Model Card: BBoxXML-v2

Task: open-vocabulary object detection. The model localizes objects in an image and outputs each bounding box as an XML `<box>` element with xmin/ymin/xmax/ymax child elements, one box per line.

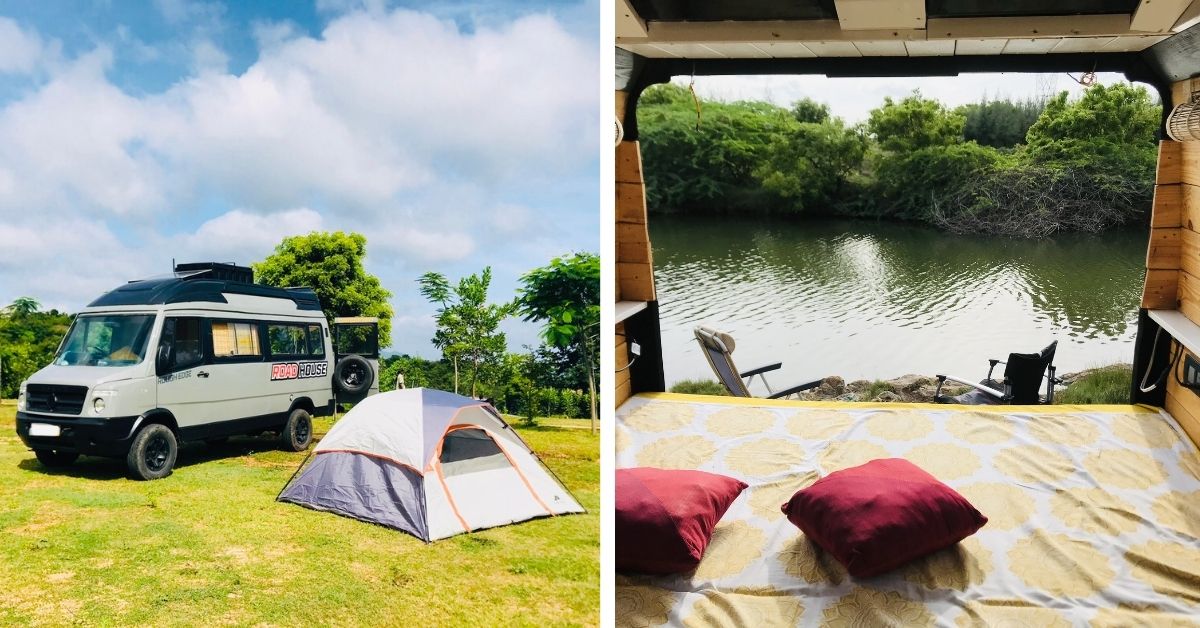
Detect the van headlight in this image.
<box><xmin>92</xmin><ymin>390</ymin><xmax>116</xmax><ymax>415</ymax></box>
<box><xmin>16</xmin><ymin>384</ymin><xmax>26</xmax><ymax>411</ymax></box>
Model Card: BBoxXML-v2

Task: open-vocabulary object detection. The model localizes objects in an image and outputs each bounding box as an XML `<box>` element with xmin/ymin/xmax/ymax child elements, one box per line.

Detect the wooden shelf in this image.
<box><xmin>1149</xmin><ymin>309</ymin><xmax>1200</xmax><ymax>355</ymax></box>
<box><xmin>615</xmin><ymin>300</ymin><xmax>648</xmax><ymax>324</ymax></box>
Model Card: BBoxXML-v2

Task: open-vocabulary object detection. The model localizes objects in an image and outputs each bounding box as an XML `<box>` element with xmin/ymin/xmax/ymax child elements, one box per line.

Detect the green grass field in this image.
<box><xmin>0</xmin><ymin>401</ymin><xmax>597</xmax><ymax>626</ymax></box>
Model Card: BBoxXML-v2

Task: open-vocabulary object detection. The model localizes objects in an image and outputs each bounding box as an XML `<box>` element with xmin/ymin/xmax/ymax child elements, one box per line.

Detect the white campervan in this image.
<box><xmin>15</xmin><ymin>263</ymin><xmax>380</xmax><ymax>480</ymax></box>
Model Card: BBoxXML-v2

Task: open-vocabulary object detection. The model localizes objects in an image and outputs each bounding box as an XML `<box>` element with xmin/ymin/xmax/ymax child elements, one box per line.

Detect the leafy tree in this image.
<box><xmin>1025</xmin><ymin>83</ymin><xmax>1159</xmax><ymax>150</ymax></box>
<box><xmin>756</xmin><ymin>120</ymin><xmax>867</xmax><ymax>211</ymax></box>
<box><xmin>253</xmin><ymin>232</ymin><xmax>394</xmax><ymax>347</ymax></box>
<box><xmin>5</xmin><ymin>297</ymin><xmax>40</xmax><ymax>317</ymax></box>
<box><xmin>866</xmin><ymin>92</ymin><xmax>965</xmax><ymax>152</ymax></box>
<box><xmin>417</xmin><ymin>267</ymin><xmax>514</xmax><ymax>397</ymax></box>
<box><xmin>516</xmin><ymin>253</ymin><xmax>600</xmax><ymax>432</ymax></box>
<box><xmin>0</xmin><ymin>308</ymin><xmax>73</xmax><ymax>398</ymax></box>
<box><xmin>959</xmin><ymin>98</ymin><xmax>1044</xmax><ymax>148</ymax></box>
<box><xmin>790</xmin><ymin>98</ymin><xmax>830</xmax><ymax>124</ymax></box>
<box><xmin>638</xmin><ymin>84</ymin><xmax>797</xmax><ymax>212</ymax></box>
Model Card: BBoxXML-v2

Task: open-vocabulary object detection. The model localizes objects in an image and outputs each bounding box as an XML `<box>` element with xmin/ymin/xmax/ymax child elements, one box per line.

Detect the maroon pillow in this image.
<box><xmin>616</xmin><ymin>467</ymin><xmax>748</xmax><ymax>574</ymax></box>
<box><xmin>781</xmin><ymin>458</ymin><xmax>987</xmax><ymax>578</ymax></box>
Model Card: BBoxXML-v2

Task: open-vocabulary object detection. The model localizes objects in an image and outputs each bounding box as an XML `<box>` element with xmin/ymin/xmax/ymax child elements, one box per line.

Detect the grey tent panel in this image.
<box><xmin>279</xmin><ymin>452</ymin><xmax>430</xmax><ymax>541</ymax></box>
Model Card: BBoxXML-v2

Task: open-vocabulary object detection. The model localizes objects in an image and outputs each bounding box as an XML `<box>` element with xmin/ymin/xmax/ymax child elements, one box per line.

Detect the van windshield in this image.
<box><xmin>55</xmin><ymin>314</ymin><xmax>156</xmax><ymax>367</ymax></box>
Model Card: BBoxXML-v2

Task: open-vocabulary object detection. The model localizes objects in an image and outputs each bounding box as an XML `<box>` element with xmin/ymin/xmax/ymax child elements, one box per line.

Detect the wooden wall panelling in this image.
<box><xmin>1164</xmin><ymin>341</ymin><xmax>1200</xmax><ymax>449</ymax></box>
<box><xmin>1147</xmin><ymin>228</ymin><xmax>1182</xmax><ymax>269</ymax></box>
<box><xmin>615</xmin><ymin>140</ymin><xmax>656</xmax><ymax>302</ymax></box>
<box><xmin>1177</xmin><ymin>270</ymin><xmax>1200</xmax><ymax>323</ymax></box>
<box><xmin>1144</xmin><ymin>269</ymin><xmax>1181</xmax><ymax>309</ymax></box>
<box><xmin>618</xmin><ymin>262</ymin><xmax>656</xmax><ymax>302</ymax></box>
<box><xmin>1151</xmin><ymin>184</ymin><xmax>1182</xmax><ymax>228</ymax></box>
<box><xmin>1184</xmin><ymin>142</ymin><xmax>1200</xmax><ymax>188</ymax></box>
<box><xmin>615</xmin><ymin>322</ymin><xmax>632</xmax><ymax>405</ymax></box>
<box><xmin>616</xmin><ymin>140</ymin><xmax>642</xmax><ymax>183</ymax></box>
<box><xmin>1159</xmin><ymin>140</ymin><xmax>1183</xmax><ymax>185</ymax></box>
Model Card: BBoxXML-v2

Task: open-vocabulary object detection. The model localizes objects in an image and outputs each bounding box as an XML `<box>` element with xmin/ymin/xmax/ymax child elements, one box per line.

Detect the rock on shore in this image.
<box><xmin>795</xmin><ymin>366</ymin><xmax>1120</xmax><ymax>403</ymax></box>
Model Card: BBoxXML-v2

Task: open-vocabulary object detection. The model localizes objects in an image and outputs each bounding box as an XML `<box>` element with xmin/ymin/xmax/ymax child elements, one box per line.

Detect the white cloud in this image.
<box><xmin>370</xmin><ymin>224</ymin><xmax>476</xmax><ymax>263</ymax></box>
<box><xmin>0</xmin><ymin>17</ymin><xmax>47</xmax><ymax>74</ymax></box>
<box><xmin>171</xmin><ymin>208</ymin><xmax>326</xmax><ymax>261</ymax></box>
<box><xmin>190</xmin><ymin>39</ymin><xmax>229</xmax><ymax>75</ymax></box>
<box><xmin>0</xmin><ymin>7</ymin><xmax>597</xmax><ymax>354</ymax></box>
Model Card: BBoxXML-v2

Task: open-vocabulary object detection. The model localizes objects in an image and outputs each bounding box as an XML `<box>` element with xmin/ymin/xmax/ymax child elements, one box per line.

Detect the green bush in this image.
<box><xmin>1055</xmin><ymin>365</ymin><xmax>1132</xmax><ymax>404</ymax></box>
<box><xmin>669</xmin><ymin>379</ymin><xmax>729</xmax><ymax>396</ymax></box>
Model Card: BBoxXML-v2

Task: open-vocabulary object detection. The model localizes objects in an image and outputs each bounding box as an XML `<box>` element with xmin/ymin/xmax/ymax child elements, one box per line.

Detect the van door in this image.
<box><xmin>153</xmin><ymin>316</ymin><xmax>209</xmax><ymax>428</ymax></box>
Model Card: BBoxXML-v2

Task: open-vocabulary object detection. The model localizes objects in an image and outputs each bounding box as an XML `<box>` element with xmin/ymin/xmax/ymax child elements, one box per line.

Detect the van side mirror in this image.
<box><xmin>156</xmin><ymin>344</ymin><xmax>173</xmax><ymax>374</ymax></box>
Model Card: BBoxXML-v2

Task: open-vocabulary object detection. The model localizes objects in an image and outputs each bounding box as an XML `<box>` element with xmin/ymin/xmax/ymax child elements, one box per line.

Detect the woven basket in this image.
<box><xmin>1168</xmin><ymin>91</ymin><xmax>1200</xmax><ymax>142</ymax></box>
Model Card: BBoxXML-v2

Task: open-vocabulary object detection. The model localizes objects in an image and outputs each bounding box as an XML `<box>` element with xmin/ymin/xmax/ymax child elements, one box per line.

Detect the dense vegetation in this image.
<box><xmin>0</xmin><ymin>300</ymin><xmax>71</xmax><ymax>398</ymax></box>
<box><xmin>639</xmin><ymin>82</ymin><xmax>1160</xmax><ymax>236</ymax></box>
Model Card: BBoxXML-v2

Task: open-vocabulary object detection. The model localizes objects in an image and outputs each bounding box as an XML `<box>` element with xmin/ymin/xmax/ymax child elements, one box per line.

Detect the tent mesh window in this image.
<box><xmin>440</xmin><ymin>428</ymin><xmax>511</xmax><ymax>476</ymax></box>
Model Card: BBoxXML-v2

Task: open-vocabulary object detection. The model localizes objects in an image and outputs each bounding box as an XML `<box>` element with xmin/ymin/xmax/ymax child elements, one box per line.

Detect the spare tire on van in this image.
<box><xmin>334</xmin><ymin>354</ymin><xmax>374</xmax><ymax>394</ymax></box>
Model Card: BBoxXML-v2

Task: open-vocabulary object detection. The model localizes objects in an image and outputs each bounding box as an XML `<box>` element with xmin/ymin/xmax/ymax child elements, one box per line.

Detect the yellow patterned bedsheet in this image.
<box><xmin>615</xmin><ymin>393</ymin><xmax>1200</xmax><ymax>627</ymax></box>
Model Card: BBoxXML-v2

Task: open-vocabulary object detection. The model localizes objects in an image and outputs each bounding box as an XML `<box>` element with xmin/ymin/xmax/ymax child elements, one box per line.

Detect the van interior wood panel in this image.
<box><xmin>614</xmin><ymin>140</ymin><xmax>656</xmax><ymax>303</ymax></box>
<box><xmin>1147</xmin><ymin>228</ymin><xmax>1182</xmax><ymax>269</ymax></box>
<box><xmin>615</xmin><ymin>321</ymin><xmax>632</xmax><ymax>405</ymax></box>
<box><xmin>1145</xmin><ymin>269</ymin><xmax>1181</xmax><ymax>308</ymax></box>
<box><xmin>1164</xmin><ymin>341</ymin><xmax>1200</xmax><ymax>448</ymax></box>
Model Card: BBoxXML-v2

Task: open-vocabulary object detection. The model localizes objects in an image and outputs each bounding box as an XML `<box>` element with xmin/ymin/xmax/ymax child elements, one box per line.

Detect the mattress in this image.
<box><xmin>615</xmin><ymin>393</ymin><xmax>1200</xmax><ymax>627</ymax></box>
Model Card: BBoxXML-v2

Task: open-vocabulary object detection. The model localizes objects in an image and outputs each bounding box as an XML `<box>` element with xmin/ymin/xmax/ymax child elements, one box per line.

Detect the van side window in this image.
<box><xmin>157</xmin><ymin>317</ymin><xmax>203</xmax><ymax>372</ymax></box>
<box><xmin>308</xmin><ymin>325</ymin><xmax>325</xmax><ymax>357</ymax></box>
<box><xmin>172</xmin><ymin>318</ymin><xmax>203</xmax><ymax>368</ymax></box>
<box><xmin>268</xmin><ymin>323</ymin><xmax>309</xmax><ymax>357</ymax></box>
<box><xmin>212</xmin><ymin>321</ymin><xmax>261</xmax><ymax>358</ymax></box>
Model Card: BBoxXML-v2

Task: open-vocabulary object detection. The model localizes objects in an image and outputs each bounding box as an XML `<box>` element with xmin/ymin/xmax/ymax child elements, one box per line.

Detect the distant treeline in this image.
<box><xmin>638</xmin><ymin>83</ymin><xmax>1160</xmax><ymax>236</ymax></box>
<box><xmin>380</xmin><ymin>346</ymin><xmax>592</xmax><ymax>420</ymax></box>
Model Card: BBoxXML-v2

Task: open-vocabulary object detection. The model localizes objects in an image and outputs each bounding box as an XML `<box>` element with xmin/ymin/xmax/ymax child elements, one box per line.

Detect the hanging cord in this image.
<box><xmin>688</xmin><ymin>64</ymin><xmax>702</xmax><ymax>131</ymax></box>
<box><xmin>1140</xmin><ymin>326</ymin><xmax>1184</xmax><ymax>393</ymax></box>
<box><xmin>1068</xmin><ymin>62</ymin><xmax>1098</xmax><ymax>87</ymax></box>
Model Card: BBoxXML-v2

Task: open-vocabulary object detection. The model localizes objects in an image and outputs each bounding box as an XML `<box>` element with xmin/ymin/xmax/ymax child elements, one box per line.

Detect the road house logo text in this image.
<box><xmin>270</xmin><ymin>361</ymin><xmax>328</xmax><ymax>381</ymax></box>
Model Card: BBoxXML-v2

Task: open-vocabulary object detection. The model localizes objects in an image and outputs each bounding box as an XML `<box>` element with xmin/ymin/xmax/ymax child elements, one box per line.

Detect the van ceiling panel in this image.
<box><xmin>628</xmin><ymin>0</ymin><xmax>1138</xmax><ymax>22</ymax></box>
<box><xmin>926</xmin><ymin>1</ymin><xmax>1139</xmax><ymax>18</ymax></box>
<box><xmin>628</xmin><ymin>0</ymin><xmax>837</xmax><ymax>22</ymax></box>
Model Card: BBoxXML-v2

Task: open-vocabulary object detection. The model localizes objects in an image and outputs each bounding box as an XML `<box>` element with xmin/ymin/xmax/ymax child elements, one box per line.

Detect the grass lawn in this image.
<box><xmin>1056</xmin><ymin>365</ymin><xmax>1133</xmax><ymax>405</ymax></box>
<box><xmin>0</xmin><ymin>401</ymin><xmax>598</xmax><ymax>626</ymax></box>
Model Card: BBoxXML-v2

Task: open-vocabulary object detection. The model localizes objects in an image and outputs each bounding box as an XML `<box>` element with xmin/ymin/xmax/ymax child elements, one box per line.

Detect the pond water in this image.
<box><xmin>651</xmin><ymin>216</ymin><xmax>1147</xmax><ymax>388</ymax></box>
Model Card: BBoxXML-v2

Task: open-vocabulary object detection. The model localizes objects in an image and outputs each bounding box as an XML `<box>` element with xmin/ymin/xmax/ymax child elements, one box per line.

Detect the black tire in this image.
<box><xmin>35</xmin><ymin>449</ymin><xmax>78</xmax><ymax>468</ymax></box>
<box><xmin>334</xmin><ymin>355</ymin><xmax>373</xmax><ymax>394</ymax></box>
<box><xmin>126</xmin><ymin>423</ymin><xmax>178</xmax><ymax>481</ymax></box>
<box><xmin>281</xmin><ymin>408</ymin><xmax>313</xmax><ymax>452</ymax></box>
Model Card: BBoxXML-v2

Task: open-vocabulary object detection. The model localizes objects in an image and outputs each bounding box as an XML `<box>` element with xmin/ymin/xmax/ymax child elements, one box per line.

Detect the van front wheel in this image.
<box><xmin>281</xmin><ymin>408</ymin><xmax>313</xmax><ymax>452</ymax></box>
<box><xmin>127</xmin><ymin>424</ymin><xmax>178</xmax><ymax>481</ymax></box>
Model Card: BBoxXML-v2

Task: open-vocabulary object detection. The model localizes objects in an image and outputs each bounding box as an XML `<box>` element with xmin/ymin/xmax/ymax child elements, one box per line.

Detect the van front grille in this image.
<box><xmin>25</xmin><ymin>384</ymin><xmax>88</xmax><ymax>415</ymax></box>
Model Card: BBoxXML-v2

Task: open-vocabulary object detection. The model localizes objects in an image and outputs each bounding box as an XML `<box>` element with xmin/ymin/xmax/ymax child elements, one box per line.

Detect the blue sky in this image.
<box><xmin>0</xmin><ymin>0</ymin><xmax>599</xmax><ymax>357</ymax></box>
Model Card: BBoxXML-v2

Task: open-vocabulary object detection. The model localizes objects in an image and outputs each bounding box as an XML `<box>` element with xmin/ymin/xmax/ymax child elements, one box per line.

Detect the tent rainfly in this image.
<box><xmin>278</xmin><ymin>388</ymin><xmax>584</xmax><ymax>541</ymax></box>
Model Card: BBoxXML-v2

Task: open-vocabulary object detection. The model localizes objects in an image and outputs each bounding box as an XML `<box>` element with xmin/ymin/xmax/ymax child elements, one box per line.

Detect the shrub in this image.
<box><xmin>670</xmin><ymin>379</ymin><xmax>728</xmax><ymax>396</ymax></box>
<box><xmin>1055</xmin><ymin>365</ymin><xmax>1132</xmax><ymax>404</ymax></box>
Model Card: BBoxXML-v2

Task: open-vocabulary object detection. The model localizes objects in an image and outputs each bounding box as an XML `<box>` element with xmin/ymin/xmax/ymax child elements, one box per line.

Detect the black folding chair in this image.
<box><xmin>934</xmin><ymin>341</ymin><xmax>1061</xmax><ymax>405</ymax></box>
<box><xmin>694</xmin><ymin>326</ymin><xmax>822</xmax><ymax>399</ymax></box>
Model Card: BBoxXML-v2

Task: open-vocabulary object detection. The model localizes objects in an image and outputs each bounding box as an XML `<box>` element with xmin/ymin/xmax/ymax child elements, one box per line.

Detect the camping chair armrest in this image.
<box><xmin>767</xmin><ymin>379</ymin><xmax>823</xmax><ymax>399</ymax></box>
<box><xmin>741</xmin><ymin>362</ymin><xmax>783</xmax><ymax>378</ymax></box>
<box><xmin>935</xmin><ymin>375</ymin><xmax>1007</xmax><ymax>401</ymax></box>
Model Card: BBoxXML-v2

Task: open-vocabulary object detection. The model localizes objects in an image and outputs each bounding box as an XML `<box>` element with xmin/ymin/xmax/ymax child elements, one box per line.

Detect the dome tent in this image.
<box><xmin>278</xmin><ymin>388</ymin><xmax>584</xmax><ymax>541</ymax></box>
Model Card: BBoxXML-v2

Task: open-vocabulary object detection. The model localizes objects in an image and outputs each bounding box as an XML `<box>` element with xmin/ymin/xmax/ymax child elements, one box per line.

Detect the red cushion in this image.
<box><xmin>781</xmin><ymin>458</ymin><xmax>987</xmax><ymax>578</ymax></box>
<box><xmin>616</xmin><ymin>467</ymin><xmax>748</xmax><ymax>574</ymax></box>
